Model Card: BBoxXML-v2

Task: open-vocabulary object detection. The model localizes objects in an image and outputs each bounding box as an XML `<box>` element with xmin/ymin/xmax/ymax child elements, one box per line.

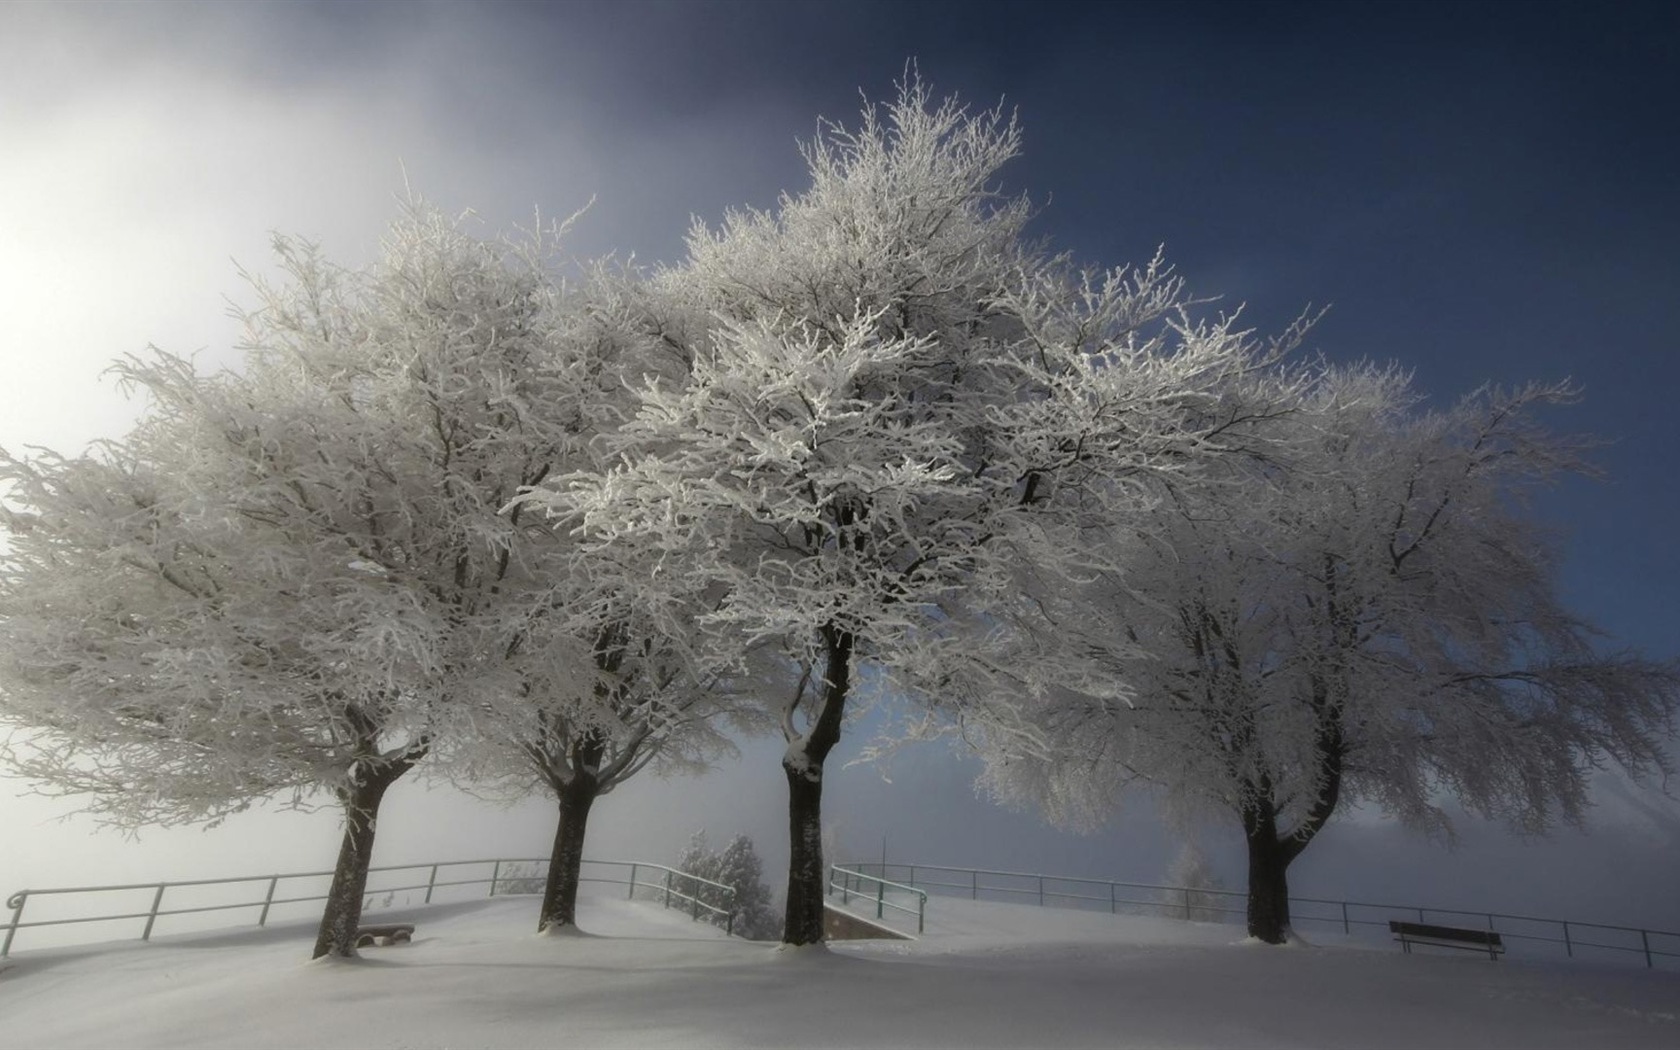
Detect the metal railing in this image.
<box><xmin>845</xmin><ymin>860</ymin><xmax>1680</xmax><ymax>970</ymax></box>
<box><xmin>827</xmin><ymin>864</ymin><xmax>927</xmax><ymax>934</ymax></box>
<box><xmin>3</xmin><ymin>856</ymin><xmax>737</xmax><ymax>957</ymax></box>
<box><xmin>620</xmin><ymin>860</ymin><xmax>738</xmax><ymax>934</ymax></box>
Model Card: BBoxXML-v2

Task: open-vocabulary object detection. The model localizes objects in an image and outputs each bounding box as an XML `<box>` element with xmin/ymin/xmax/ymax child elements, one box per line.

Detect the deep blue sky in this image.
<box><xmin>2</xmin><ymin>0</ymin><xmax>1677</xmax><ymax>923</ymax></box>
<box><xmin>276</xmin><ymin>0</ymin><xmax>1679</xmax><ymax>655</ymax></box>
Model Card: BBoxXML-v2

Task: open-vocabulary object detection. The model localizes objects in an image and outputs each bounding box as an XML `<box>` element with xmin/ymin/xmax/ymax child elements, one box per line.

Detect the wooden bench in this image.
<box><xmin>1390</xmin><ymin>920</ymin><xmax>1503</xmax><ymax>960</ymax></box>
<box><xmin>354</xmin><ymin>924</ymin><xmax>414</xmax><ymax>948</ymax></box>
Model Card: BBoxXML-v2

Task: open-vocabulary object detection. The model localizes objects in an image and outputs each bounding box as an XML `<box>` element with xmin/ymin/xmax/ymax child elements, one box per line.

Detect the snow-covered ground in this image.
<box><xmin>1</xmin><ymin>889</ymin><xmax>1676</xmax><ymax>1049</ymax></box>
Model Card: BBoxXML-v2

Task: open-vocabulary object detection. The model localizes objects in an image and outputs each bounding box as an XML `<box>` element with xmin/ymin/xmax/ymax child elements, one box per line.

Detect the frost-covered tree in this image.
<box><xmin>527</xmin><ymin>75</ymin><xmax>1291</xmax><ymax>945</ymax></box>
<box><xmin>507</xmin><ymin>627</ymin><xmax>732</xmax><ymax>934</ymax></box>
<box><xmin>436</xmin><ymin>261</ymin><xmax>747</xmax><ymax>935</ymax></box>
<box><xmin>486</xmin><ymin>567</ymin><xmax>738</xmax><ymax>936</ymax></box>
<box><xmin>0</xmin><ymin>339</ymin><xmax>442</xmax><ymax>961</ymax></box>
<box><xmin>1</xmin><ymin>203</ymin><xmax>587</xmax><ymax>957</ymax></box>
<box><xmin>980</xmin><ymin>364</ymin><xmax>1680</xmax><ymax>944</ymax></box>
<box><xmin>675</xmin><ymin>830</ymin><xmax>779</xmax><ymax>940</ymax></box>
<box><xmin>1163</xmin><ymin>840</ymin><xmax>1228</xmax><ymax>922</ymax></box>
<box><xmin>0</xmin><ymin>199</ymin><xmax>760</xmax><ymax>953</ymax></box>
<box><xmin>217</xmin><ymin>209</ymin><xmax>739</xmax><ymax>943</ymax></box>
<box><xmin>715</xmin><ymin>833</ymin><xmax>779</xmax><ymax>940</ymax></box>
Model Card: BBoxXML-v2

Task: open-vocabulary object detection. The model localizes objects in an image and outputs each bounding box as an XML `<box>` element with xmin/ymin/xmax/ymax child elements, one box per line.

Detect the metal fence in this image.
<box><xmin>827</xmin><ymin>864</ymin><xmax>927</xmax><ymax>934</ymax></box>
<box><xmin>844</xmin><ymin>860</ymin><xmax>1680</xmax><ymax>970</ymax></box>
<box><xmin>3</xmin><ymin>856</ymin><xmax>736</xmax><ymax>957</ymax></box>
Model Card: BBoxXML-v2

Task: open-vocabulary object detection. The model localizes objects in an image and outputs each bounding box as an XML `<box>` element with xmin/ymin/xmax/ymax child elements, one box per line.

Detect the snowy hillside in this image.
<box><xmin>1</xmin><ymin>889</ymin><xmax>1676</xmax><ymax>1049</ymax></box>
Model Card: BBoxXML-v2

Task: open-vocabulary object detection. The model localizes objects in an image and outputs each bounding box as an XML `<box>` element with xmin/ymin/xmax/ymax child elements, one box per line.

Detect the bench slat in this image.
<box><xmin>1389</xmin><ymin>920</ymin><xmax>1501</xmax><ymax>946</ymax></box>
<box><xmin>1389</xmin><ymin>920</ymin><xmax>1503</xmax><ymax>960</ymax></box>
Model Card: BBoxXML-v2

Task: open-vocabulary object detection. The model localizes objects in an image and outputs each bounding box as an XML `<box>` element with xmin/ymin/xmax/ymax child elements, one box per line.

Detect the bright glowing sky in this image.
<box><xmin>2</xmin><ymin>1</ymin><xmax>1677</xmax><ymax>929</ymax></box>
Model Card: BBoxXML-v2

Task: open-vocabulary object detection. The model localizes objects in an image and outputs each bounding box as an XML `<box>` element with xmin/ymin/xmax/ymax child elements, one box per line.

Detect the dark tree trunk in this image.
<box><xmin>538</xmin><ymin>775</ymin><xmax>600</xmax><ymax>933</ymax></box>
<box><xmin>780</xmin><ymin>625</ymin><xmax>852</xmax><ymax>946</ymax></box>
<box><xmin>782</xmin><ymin>757</ymin><xmax>828</xmax><ymax>945</ymax></box>
<box><xmin>1243</xmin><ymin>823</ymin><xmax>1294</xmax><ymax>945</ymax></box>
<box><xmin>312</xmin><ymin>773</ymin><xmax>395</xmax><ymax>960</ymax></box>
<box><xmin>311</xmin><ymin>717</ymin><xmax>427</xmax><ymax>961</ymax></box>
<box><xmin>1239</xmin><ymin>571</ymin><xmax>1350</xmax><ymax>946</ymax></box>
<box><xmin>1240</xmin><ymin>727</ymin><xmax>1343</xmax><ymax>945</ymax></box>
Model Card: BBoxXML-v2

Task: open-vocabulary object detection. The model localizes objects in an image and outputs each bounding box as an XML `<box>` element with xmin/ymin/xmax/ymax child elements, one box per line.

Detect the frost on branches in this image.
<box><xmin>0</xmin><ymin>310</ymin><xmax>442</xmax><ymax>958</ymax></box>
<box><xmin>978</xmin><ymin>364</ymin><xmax>1680</xmax><ymax>944</ymax></box>
<box><xmin>1</xmin><ymin>201</ymin><xmax>754</xmax><ymax>955</ymax></box>
<box><xmin>13</xmin><ymin>65</ymin><xmax>1658</xmax><ymax>974</ymax></box>
<box><xmin>406</xmin><ymin>252</ymin><xmax>741</xmax><ymax>937</ymax></box>
<box><xmin>525</xmin><ymin>75</ymin><xmax>1288</xmax><ymax>945</ymax></box>
<box><xmin>4</xmin><ymin>203</ymin><xmax>607</xmax><ymax>957</ymax></box>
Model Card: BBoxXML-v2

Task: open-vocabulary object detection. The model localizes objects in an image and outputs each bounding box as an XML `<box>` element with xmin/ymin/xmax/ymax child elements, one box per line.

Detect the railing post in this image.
<box><xmin>876</xmin><ymin>877</ymin><xmax>885</xmax><ymax>920</ymax></box>
<box><xmin>628</xmin><ymin>863</ymin><xmax>638</xmax><ymax>901</ymax></box>
<box><xmin>3</xmin><ymin>891</ymin><xmax>25</xmax><ymax>958</ymax></box>
<box><xmin>971</xmin><ymin>870</ymin><xmax>978</xmax><ymax>901</ymax></box>
<box><xmin>664</xmin><ymin>870</ymin><xmax>672</xmax><ymax>909</ymax></box>
<box><xmin>1418</xmin><ymin>907</ymin><xmax>1426</xmax><ymax>923</ymax></box>
<box><xmin>1182</xmin><ymin>887</ymin><xmax>1191</xmax><ymax>920</ymax></box>
<box><xmin>490</xmin><ymin>860</ymin><xmax>502</xmax><ymax>897</ymax></box>
<box><xmin>917</xmin><ymin>893</ymin><xmax>925</xmax><ymax>934</ymax></box>
<box><xmin>141</xmin><ymin>884</ymin><xmax>167</xmax><ymax>941</ymax></box>
<box><xmin>1643</xmin><ymin>929</ymin><xmax>1652</xmax><ymax>968</ymax></box>
<box><xmin>1109</xmin><ymin>882</ymin><xmax>1116</xmax><ymax>915</ymax></box>
<box><xmin>1341</xmin><ymin>901</ymin><xmax>1350</xmax><ymax>935</ymax></box>
<box><xmin>908</xmin><ymin>865</ymin><xmax>916</xmax><ymax>888</ymax></box>
<box><xmin>425</xmin><ymin>864</ymin><xmax>438</xmax><ymax>905</ymax></box>
<box><xmin>1038</xmin><ymin>875</ymin><xmax>1044</xmax><ymax>907</ymax></box>
<box><xmin>258</xmin><ymin>877</ymin><xmax>278</xmax><ymax>927</ymax></box>
<box><xmin>1562</xmin><ymin>920</ymin><xmax>1572</xmax><ymax>958</ymax></box>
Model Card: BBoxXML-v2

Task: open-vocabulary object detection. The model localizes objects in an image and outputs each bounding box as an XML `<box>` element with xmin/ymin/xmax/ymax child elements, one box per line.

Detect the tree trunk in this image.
<box><xmin>781</xmin><ymin>755</ymin><xmax>828</xmax><ymax>945</ymax></box>
<box><xmin>311</xmin><ymin>773</ymin><xmax>394</xmax><ymax>960</ymax></box>
<box><xmin>1238</xmin><ymin>710</ymin><xmax>1345</xmax><ymax>946</ymax></box>
<box><xmin>1243</xmin><ymin>827</ymin><xmax>1293</xmax><ymax>945</ymax></box>
<box><xmin>780</xmin><ymin>624</ymin><xmax>852</xmax><ymax>946</ymax></box>
<box><xmin>538</xmin><ymin>776</ymin><xmax>599</xmax><ymax>933</ymax></box>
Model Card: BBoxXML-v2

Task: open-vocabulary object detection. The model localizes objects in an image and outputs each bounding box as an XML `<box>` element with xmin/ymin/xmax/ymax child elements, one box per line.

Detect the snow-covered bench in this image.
<box><xmin>1389</xmin><ymin>920</ymin><xmax>1503</xmax><ymax>960</ymax></box>
<box><xmin>354</xmin><ymin>924</ymin><xmax>414</xmax><ymax>948</ymax></box>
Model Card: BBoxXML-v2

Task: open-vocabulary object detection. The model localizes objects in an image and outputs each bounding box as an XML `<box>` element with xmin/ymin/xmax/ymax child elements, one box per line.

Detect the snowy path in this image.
<box><xmin>1</xmin><ymin>890</ymin><xmax>1676</xmax><ymax>1048</ymax></box>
